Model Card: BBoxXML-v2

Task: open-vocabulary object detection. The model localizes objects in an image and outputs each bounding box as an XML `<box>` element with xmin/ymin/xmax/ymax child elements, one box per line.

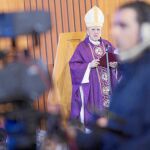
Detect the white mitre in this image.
<box><xmin>84</xmin><ymin>6</ymin><xmax>104</xmax><ymax>27</ymax></box>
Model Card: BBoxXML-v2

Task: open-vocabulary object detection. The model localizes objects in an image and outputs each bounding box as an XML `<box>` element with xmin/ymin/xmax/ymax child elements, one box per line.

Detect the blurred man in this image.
<box><xmin>99</xmin><ymin>1</ymin><xmax>150</xmax><ymax>150</ymax></box>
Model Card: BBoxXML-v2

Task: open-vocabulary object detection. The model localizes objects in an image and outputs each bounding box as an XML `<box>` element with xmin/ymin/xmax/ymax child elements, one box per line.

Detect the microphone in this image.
<box><xmin>105</xmin><ymin>44</ymin><xmax>111</xmax><ymax>52</ymax></box>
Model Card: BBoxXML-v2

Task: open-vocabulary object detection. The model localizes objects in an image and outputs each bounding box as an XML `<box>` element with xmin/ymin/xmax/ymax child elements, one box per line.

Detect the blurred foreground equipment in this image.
<box><xmin>0</xmin><ymin>11</ymin><xmax>52</xmax><ymax>150</ymax></box>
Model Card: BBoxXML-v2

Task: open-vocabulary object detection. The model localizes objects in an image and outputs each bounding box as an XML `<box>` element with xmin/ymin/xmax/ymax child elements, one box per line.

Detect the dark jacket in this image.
<box><xmin>103</xmin><ymin>49</ymin><xmax>150</xmax><ymax>150</ymax></box>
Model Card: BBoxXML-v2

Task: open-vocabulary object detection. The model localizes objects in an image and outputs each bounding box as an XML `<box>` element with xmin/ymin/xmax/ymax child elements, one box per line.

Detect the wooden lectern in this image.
<box><xmin>48</xmin><ymin>32</ymin><xmax>86</xmax><ymax>120</ymax></box>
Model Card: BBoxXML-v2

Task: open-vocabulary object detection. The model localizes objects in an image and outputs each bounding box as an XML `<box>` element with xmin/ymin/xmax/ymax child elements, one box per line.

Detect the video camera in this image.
<box><xmin>0</xmin><ymin>11</ymin><xmax>53</xmax><ymax>150</ymax></box>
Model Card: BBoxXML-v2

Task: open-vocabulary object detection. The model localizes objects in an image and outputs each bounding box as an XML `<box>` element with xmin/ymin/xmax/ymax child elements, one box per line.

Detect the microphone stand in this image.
<box><xmin>105</xmin><ymin>45</ymin><xmax>112</xmax><ymax>97</ymax></box>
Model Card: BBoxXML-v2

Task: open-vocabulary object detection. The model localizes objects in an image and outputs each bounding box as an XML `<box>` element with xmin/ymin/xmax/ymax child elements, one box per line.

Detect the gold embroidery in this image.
<box><xmin>102</xmin><ymin>86</ymin><xmax>110</xmax><ymax>95</ymax></box>
<box><xmin>88</xmin><ymin>43</ymin><xmax>111</xmax><ymax>110</ymax></box>
<box><xmin>94</xmin><ymin>46</ymin><xmax>104</xmax><ymax>57</ymax></box>
<box><xmin>103</xmin><ymin>99</ymin><xmax>110</xmax><ymax>108</ymax></box>
<box><xmin>101</xmin><ymin>72</ymin><xmax>108</xmax><ymax>81</ymax></box>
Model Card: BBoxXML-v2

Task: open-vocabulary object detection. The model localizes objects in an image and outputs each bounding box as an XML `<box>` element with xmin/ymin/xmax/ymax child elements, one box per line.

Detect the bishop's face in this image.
<box><xmin>111</xmin><ymin>8</ymin><xmax>140</xmax><ymax>52</ymax></box>
<box><xmin>87</xmin><ymin>26</ymin><xmax>102</xmax><ymax>41</ymax></box>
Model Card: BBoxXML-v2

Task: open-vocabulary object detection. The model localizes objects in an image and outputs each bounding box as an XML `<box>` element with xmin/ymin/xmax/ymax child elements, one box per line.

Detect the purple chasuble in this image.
<box><xmin>69</xmin><ymin>36</ymin><xmax>118</xmax><ymax>127</ymax></box>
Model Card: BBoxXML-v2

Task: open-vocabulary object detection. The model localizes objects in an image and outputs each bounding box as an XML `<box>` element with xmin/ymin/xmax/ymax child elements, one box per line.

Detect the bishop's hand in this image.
<box><xmin>89</xmin><ymin>59</ymin><xmax>100</xmax><ymax>68</ymax></box>
<box><xmin>109</xmin><ymin>61</ymin><xmax>118</xmax><ymax>68</ymax></box>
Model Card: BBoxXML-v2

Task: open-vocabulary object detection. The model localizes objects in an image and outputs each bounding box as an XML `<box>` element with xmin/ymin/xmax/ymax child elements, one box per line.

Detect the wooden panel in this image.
<box><xmin>91</xmin><ymin>0</ymin><xmax>98</xmax><ymax>5</ymax></box>
<box><xmin>49</xmin><ymin>0</ymin><xmax>58</xmax><ymax>59</ymax></box>
<box><xmin>79</xmin><ymin>0</ymin><xmax>86</xmax><ymax>31</ymax></box>
<box><xmin>0</xmin><ymin>0</ymin><xmax>24</xmax><ymax>12</ymax></box>
<box><xmin>44</xmin><ymin>0</ymin><xmax>54</xmax><ymax>66</ymax></box>
<box><xmin>85</xmin><ymin>0</ymin><xmax>92</xmax><ymax>12</ymax></box>
<box><xmin>73</xmin><ymin>0</ymin><xmax>81</xmax><ymax>31</ymax></box>
<box><xmin>67</xmin><ymin>0</ymin><xmax>75</xmax><ymax>31</ymax></box>
<box><xmin>55</xmin><ymin>0</ymin><xmax>63</xmax><ymax>33</ymax></box>
<box><xmin>49</xmin><ymin>32</ymin><xmax>86</xmax><ymax>119</ymax></box>
<box><xmin>61</xmin><ymin>0</ymin><xmax>69</xmax><ymax>32</ymax></box>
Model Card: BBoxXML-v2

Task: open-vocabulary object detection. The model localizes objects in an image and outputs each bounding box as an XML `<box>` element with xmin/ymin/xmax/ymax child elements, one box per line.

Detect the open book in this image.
<box><xmin>99</xmin><ymin>52</ymin><xmax>117</xmax><ymax>68</ymax></box>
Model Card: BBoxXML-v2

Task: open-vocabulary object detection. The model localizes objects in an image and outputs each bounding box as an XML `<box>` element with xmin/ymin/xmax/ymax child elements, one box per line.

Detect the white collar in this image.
<box><xmin>89</xmin><ymin>37</ymin><xmax>100</xmax><ymax>46</ymax></box>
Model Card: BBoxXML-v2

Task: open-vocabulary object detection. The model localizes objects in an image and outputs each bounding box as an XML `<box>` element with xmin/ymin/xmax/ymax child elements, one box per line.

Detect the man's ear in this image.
<box><xmin>141</xmin><ymin>23</ymin><xmax>150</xmax><ymax>42</ymax></box>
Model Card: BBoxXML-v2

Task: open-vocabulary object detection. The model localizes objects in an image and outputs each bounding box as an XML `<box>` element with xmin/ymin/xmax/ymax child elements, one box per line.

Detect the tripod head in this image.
<box><xmin>0</xmin><ymin>11</ymin><xmax>52</xmax><ymax>150</ymax></box>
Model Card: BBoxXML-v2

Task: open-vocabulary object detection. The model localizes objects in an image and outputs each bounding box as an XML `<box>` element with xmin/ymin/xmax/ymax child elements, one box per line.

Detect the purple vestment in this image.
<box><xmin>69</xmin><ymin>36</ymin><xmax>118</xmax><ymax>127</ymax></box>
